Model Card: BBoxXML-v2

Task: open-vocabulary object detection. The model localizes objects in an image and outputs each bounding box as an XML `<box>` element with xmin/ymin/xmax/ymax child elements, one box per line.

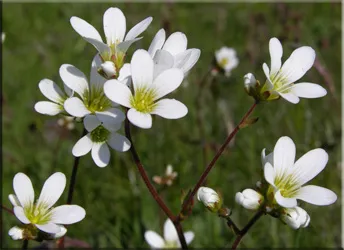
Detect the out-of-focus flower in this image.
<box><xmin>104</xmin><ymin>49</ymin><xmax>187</xmax><ymax>129</ymax></box>
<box><xmin>280</xmin><ymin>206</ymin><xmax>310</xmax><ymax>229</ymax></box>
<box><xmin>263</xmin><ymin>136</ymin><xmax>337</xmax><ymax>208</ymax></box>
<box><xmin>144</xmin><ymin>219</ymin><xmax>194</xmax><ymax>248</ymax></box>
<box><xmin>153</xmin><ymin>164</ymin><xmax>178</xmax><ymax>186</ymax></box>
<box><xmin>235</xmin><ymin>188</ymin><xmax>264</xmax><ymax>211</ymax></box>
<box><xmin>197</xmin><ymin>187</ymin><xmax>222</xmax><ymax>212</ymax></box>
<box><xmin>9</xmin><ymin>172</ymin><xmax>85</xmax><ymax>234</ymax></box>
<box><xmin>261</xmin><ymin>37</ymin><xmax>326</xmax><ymax>104</ymax></box>
<box><xmin>2</xmin><ymin>32</ymin><xmax>5</xmax><ymax>43</ymax></box>
<box><xmin>215</xmin><ymin>47</ymin><xmax>239</xmax><ymax>77</ymax></box>
<box><xmin>72</xmin><ymin>113</ymin><xmax>130</xmax><ymax>167</ymax></box>
<box><xmin>57</xmin><ymin>116</ymin><xmax>75</xmax><ymax>130</ymax></box>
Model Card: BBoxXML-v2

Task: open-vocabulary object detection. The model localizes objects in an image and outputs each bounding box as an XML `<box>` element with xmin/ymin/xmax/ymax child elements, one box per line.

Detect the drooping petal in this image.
<box><xmin>273</xmin><ymin>136</ymin><xmax>296</xmax><ymax>177</ymax></box>
<box><xmin>107</xmin><ymin>133</ymin><xmax>131</xmax><ymax>152</ymax></box>
<box><xmin>279</xmin><ymin>46</ymin><xmax>316</xmax><ymax>84</ymax></box>
<box><xmin>144</xmin><ymin>231</ymin><xmax>165</xmax><ymax>248</ymax></box>
<box><xmin>176</xmin><ymin>48</ymin><xmax>200</xmax><ymax>74</ymax></box>
<box><xmin>72</xmin><ymin>134</ymin><xmax>93</xmax><ymax>157</ymax></box>
<box><xmin>279</xmin><ymin>92</ymin><xmax>300</xmax><ymax>104</ymax></box>
<box><xmin>292</xmin><ymin>148</ymin><xmax>328</xmax><ymax>186</ymax></box>
<box><xmin>84</xmin><ymin>115</ymin><xmax>101</xmax><ymax>132</ymax></box>
<box><xmin>103</xmin><ymin>79</ymin><xmax>132</xmax><ymax>108</ymax></box>
<box><xmin>70</xmin><ymin>16</ymin><xmax>109</xmax><ymax>54</ymax></box>
<box><xmin>59</xmin><ymin>64</ymin><xmax>89</xmax><ymax>98</ymax></box>
<box><xmin>151</xmin><ymin>68</ymin><xmax>184</xmax><ymax>100</ymax></box>
<box><xmin>163</xmin><ymin>219</ymin><xmax>179</xmax><ymax>243</ymax></box>
<box><xmin>38</xmin><ymin>79</ymin><xmax>65</xmax><ymax>104</ymax></box>
<box><xmin>96</xmin><ymin>108</ymin><xmax>125</xmax><ymax>132</ymax></box>
<box><xmin>291</xmin><ymin>82</ymin><xmax>327</xmax><ymax>99</ymax></box>
<box><xmin>261</xmin><ymin>148</ymin><xmax>273</xmax><ymax>168</ymax></box>
<box><xmin>184</xmin><ymin>232</ymin><xmax>195</xmax><ymax>245</ymax></box>
<box><xmin>103</xmin><ymin>7</ymin><xmax>126</xmax><ymax>45</ymax></box>
<box><xmin>295</xmin><ymin>185</ymin><xmax>337</xmax><ymax>206</ymax></box>
<box><xmin>148</xmin><ymin>29</ymin><xmax>166</xmax><ymax>57</ymax></box>
<box><xmin>51</xmin><ymin>205</ymin><xmax>86</xmax><ymax>224</ymax></box>
<box><xmin>8</xmin><ymin>194</ymin><xmax>21</xmax><ymax>207</ymax></box>
<box><xmin>264</xmin><ymin>162</ymin><xmax>276</xmax><ymax>187</ymax></box>
<box><xmin>127</xmin><ymin>109</ymin><xmax>152</xmax><ymax>129</ymax></box>
<box><xmin>162</xmin><ymin>32</ymin><xmax>187</xmax><ymax>56</ymax></box>
<box><xmin>269</xmin><ymin>37</ymin><xmax>283</xmax><ymax>76</ymax></box>
<box><xmin>35</xmin><ymin>101</ymin><xmax>62</xmax><ymax>116</ymax></box>
<box><xmin>90</xmin><ymin>54</ymin><xmax>106</xmax><ymax>89</ymax></box>
<box><xmin>91</xmin><ymin>143</ymin><xmax>110</xmax><ymax>167</ymax></box>
<box><xmin>153</xmin><ymin>49</ymin><xmax>174</xmax><ymax>79</ymax></box>
<box><xmin>64</xmin><ymin>97</ymin><xmax>91</xmax><ymax>118</ymax></box>
<box><xmin>274</xmin><ymin>190</ymin><xmax>297</xmax><ymax>208</ymax></box>
<box><xmin>13</xmin><ymin>207</ymin><xmax>30</xmax><ymax>224</ymax></box>
<box><xmin>131</xmin><ymin>49</ymin><xmax>154</xmax><ymax>92</ymax></box>
<box><xmin>125</xmin><ymin>16</ymin><xmax>153</xmax><ymax>41</ymax></box>
<box><xmin>117</xmin><ymin>37</ymin><xmax>142</xmax><ymax>54</ymax></box>
<box><xmin>35</xmin><ymin>222</ymin><xmax>61</xmax><ymax>234</ymax></box>
<box><xmin>13</xmin><ymin>173</ymin><xmax>34</xmax><ymax>208</ymax></box>
<box><xmin>37</xmin><ymin>172</ymin><xmax>66</xmax><ymax>209</ymax></box>
<box><xmin>151</xmin><ymin>99</ymin><xmax>188</xmax><ymax>119</ymax></box>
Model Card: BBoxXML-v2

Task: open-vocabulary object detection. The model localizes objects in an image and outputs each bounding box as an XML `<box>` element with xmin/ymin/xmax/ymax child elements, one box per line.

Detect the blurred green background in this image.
<box><xmin>2</xmin><ymin>2</ymin><xmax>341</xmax><ymax>248</ymax></box>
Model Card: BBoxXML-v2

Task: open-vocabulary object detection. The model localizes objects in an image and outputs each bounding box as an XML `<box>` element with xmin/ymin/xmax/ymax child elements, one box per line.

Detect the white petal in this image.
<box><xmin>84</xmin><ymin>115</ymin><xmax>101</xmax><ymax>132</ymax></box>
<box><xmin>8</xmin><ymin>194</ymin><xmax>21</xmax><ymax>207</ymax></box>
<box><xmin>117</xmin><ymin>38</ymin><xmax>142</xmax><ymax>54</ymax></box>
<box><xmin>291</xmin><ymin>83</ymin><xmax>327</xmax><ymax>99</ymax></box>
<box><xmin>35</xmin><ymin>101</ymin><xmax>62</xmax><ymax>116</ymax></box>
<box><xmin>70</xmin><ymin>16</ymin><xmax>109</xmax><ymax>54</ymax></box>
<box><xmin>127</xmin><ymin>109</ymin><xmax>152</xmax><ymax>129</ymax></box>
<box><xmin>292</xmin><ymin>148</ymin><xmax>328</xmax><ymax>186</ymax></box>
<box><xmin>264</xmin><ymin>162</ymin><xmax>276</xmax><ymax>187</ymax></box>
<box><xmin>90</xmin><ymin>54</ymin><xmax>106</xmax><ymax>89</ymax></box>
<box><xmin>13</xmin><ymin>173</ymin><xmax>34</xmax><ymax>208</ymax></box>
<box><xmin>148</xmin><ymin>29</ymin><xmax>166</xmax><ymax>57</ymax></box>
<box><xmin>63</xmin><ymin>84</ymin><xmax>74</xmax><ymax>97</ymax></box>
<box><xmin>273</xmin><ymin>136</ymin><xmax>296</xmax><ymax>176</ymax></box>
<box><xmin>96</xmin><ymin>108</ymin><xmax>125</xmax><ymax>131</ymax></box>
<box><xmin>162</xmin><ymin>32</ymin><xmax>187</xmax><ymax>56</ymax></box>
<box><xmin>176</xmin><ymin>48</ymin><xmax>200</xmax><ymax>74</ymax></box>
<box><xmin>151</xmin><ymin>99</ymin><xmax>187</xmax><ymax>119</ymax></box>
<box><xmin>164</xmin><ymin>219</ymin><xmax>178</xmax><ymax>243</ymax></box>
<box><xmin>36</xmin><ymin>222</ymin><xmax>61</xmax><ymax>234</ymax></box>
<box><xmin>59</xmin><ymin>64</ymin><xmax>89</xmax><ymax>98</ymax></box>
<box><xmin>92</xmin><ymin>143</ymin><xmax>110</xmax><ymax>167</ymax></box>
<box><xmin>279</xmin><ymin>92</ymin><xmax>300</xmax><ymax>104</ymax></box>
<box><xmin>37</xmin><ymin>172</ymin><xmax>66</xmax><ymax>209</ymax></box>
<box><xmin>107</xmin><ymin>133</ymin><xmax>131</xmax><ymax>152</ymax></box>
<box><xmin>13</xmin><ymin>207</ymin><xmax>30</xmax><ymax>224</ymax></box>
<box><xmin>72</xmin><ymin>134</ymin><xmax>93</xmax><ymax>157</ymax></box>
<box><xmin>152</xmin><ymin>68</ymin><xmax>184</xmax><ymax>99</ymax></box>
<box><xmin>295</xmin><ymin>185</ymin><xmax>337</xmax><ymax>206</ymax></box>
<box><xmin>144</xmin><ymin>231</ymin><xmax>165</xmax><ymax>248</ymax></box>
<box><xmin>104</xmin><ymin>79</ymin><xmax>132</xmax><ymax>108</ymax></box>
<box><xmin>38</xmin><ymin>79</ymin><xmax>65</xmax><ymax>103</ymax></box>
<box><xmin>280</xmin><ymin>46</ymin><xmax>316</xmax><ymax>84</ymax></box>
<box><xmin>51</xmin><ymin>205</ymin><xmax>86</xmax><ymax>224</ymax></box>
<box><xmin>242</xmin><ymin>189</ymin><xmax>261</xmax><ymax>200</ymax></box>
<box><xmin>269</xmin><ymin>37</ymin><xmax>283</xmax><ymax>76</ymax></box>
<box><xmin>131</xmin><ymin>49</ymin><xmax>154</xmax><ymax>92</ymax></box>
<box><xmin>262</xmin><ymin>63</ymin><xmax>273</xmax><ymax>89</ymax></box>
<box><xmin>274</xmin><ymin>190</ymin><xmax>297</xmax><ymax>208</ymax></box>
<box><xmin>184</xmin><ymin>232</ymin><xmax>194</xmax><ymax>245</ymax></box>
<box><xmin>153</xmin><ymin>49</ymin><xmax>174</xmax><ymax>79</ymax></box>
<box><xmin>261</xmin><ymin>148</ymin><xmax>273</xmax><ymax>167</ymax></box>
<box><xmin>103</xmin><ymin>7</ymin><xmax>126</xmax><ymax>45</ymax></box>
<box><xmin>125</xmin><ymin>16</ymin><xmax>153</xmax><ymax>41</ymax></box>
<box><xmin>64</xmin><ymin>97</ymin><xmax>91</xmax><ymax>118</ymax></box>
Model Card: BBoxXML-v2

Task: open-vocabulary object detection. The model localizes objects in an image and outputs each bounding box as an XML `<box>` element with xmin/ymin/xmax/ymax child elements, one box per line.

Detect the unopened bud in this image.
<box><xmin>244</xmin><ymin>73</ymin><xmax>257</xmax><ymax>95</ymax></box>
<box><xmin>197</xmin><ymin>187</ymin><xmax>222</xmax><ymax>212</ymax></box>
<box><xmin>235</xmin><ymin>188</ymin><xmax>263</xmax><ymax>211</ymax></box>
<box><xmin>100</xmin><ymin>61</ymin><xmax>117</xmax><ymax>78</ymax></box>
<box><xmin>8</xmin><ymin>227</ymin><xmax>24</xmax><ymax>240</ymax></box>
<box><xmin>280</xmin><ymin>206</ymin><xmax>310</xmax><ymax>230</ymax></box>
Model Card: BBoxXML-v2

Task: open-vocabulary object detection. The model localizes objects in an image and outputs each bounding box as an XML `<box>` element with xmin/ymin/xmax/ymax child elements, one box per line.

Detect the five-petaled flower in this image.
<box><xmin>261</xmin><ymin>37</ymin><xmax>327</xmax><ymax>104</ymax></box>
<box><xmin>104</xmin><ymin>49</ymin><xmax>188</xmax><ymax>129</ymax></box>
<box><xmin>215</xmin><ymin>47</ymin><xmax>239</xmax><ymax>77</ymax></box>
<box><xmin>263</xmin><ymin>136</ymin><xmax>337</xmax><ymax>208</ymax></box>
<box><xmin>9</xmin><ymin>172</ymin><xmax>85</xmax><ymax>234</ymax></box>
<box><xmin>144</xmin><ymin>218</ymin><xmax>194</xmax><ymax>248</ymax></box>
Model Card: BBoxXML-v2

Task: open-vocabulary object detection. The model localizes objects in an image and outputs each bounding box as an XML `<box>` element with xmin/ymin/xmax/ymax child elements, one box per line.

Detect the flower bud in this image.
<box><xmin>197</xmin><ymin>187</ymin><xmax>222</xmax><ymax>212</ymax></box>
<box><xmin>8</xmin><ymin>226</ymin><xmax>24</xmax><ymax>240</ymax></box>
<box><xmin>280</xmin><ymin>206</ymin><xmax>310</xmax><ymax>229</ymax></box>
<box><xmin>244</xmin><ymin>73</ymin><xmax>257</xmax><ymax>95</ymax></box>
<box><xmin>100</xmin><ymin>61</ymin><xmax>117</xmax><ymax>78</ymax></box>
<box><xmin>235</xmin><ymin>188</ymin><xmax>263</xmax><ymax>210</ymax></box>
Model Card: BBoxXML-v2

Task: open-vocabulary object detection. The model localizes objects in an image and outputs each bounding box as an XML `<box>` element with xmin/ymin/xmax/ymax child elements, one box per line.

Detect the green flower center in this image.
<box><xmin>274</xmin><ymin>173</ymin><xmax>300</xmax><ymax>198</ymax></box>
<box><xmin>164</xmin><ymin>241</ymin><xmax>178</xmax><ymax>248</ymax></box>
<box><xmin>24</xmin><ymin>203</ymin><xmax>52</xmax><ymax>225</ymax></box>
<box><xmin>130</xmin><ymin>86</ymin><xmax>157</xmax><ymax>113</ymax></box>
<box><xmin>83</xmin><ymin>86</ymin><xmax>112</xmax><ymax>113</ymax></box>
<box><xmin>219</xmin><ymin>58</ymin><xmax>228</xmax><ymax>68</ymax></box>
<box><xmin>90</xmin><ymin>125</ymin><xmax>110</xmax><ymax>143</ymax></box>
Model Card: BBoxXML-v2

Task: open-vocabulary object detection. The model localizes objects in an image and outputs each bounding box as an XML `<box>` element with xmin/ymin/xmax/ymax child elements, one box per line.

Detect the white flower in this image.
<box><xmin>70</xmin><ymin>7</ymin><xmax>152</xmax><ymax>68</ymax></box>
<box><xmin>9</xmin><ymin>172</ymin><xmax>85</xmax><ymax>234</ymax></box>
<box><xmin>57</xmin><ymin>116</ymin><xmax>75</xmax><ymax>130</ymax></box>
<box><xmin>262</xmin><ymin>37</ymin><xmax>327</xmax><ymax>104</ymax></box>
<box><xmin>34</xmin><ymin>77</ymin><xmax>73</xmax><ymax>116</ymax></box>
<box><xmin>144</xmin><ymin>219</ymin><xmax>194</xmax><ymax>248</ymax></box>
<box><xmin>235</xmin><ymin>189</ymin><xmax>263</xmax><ymax>211</ymax></box>
<box><xmin>8</xmin><ymin>226</ymin><xmax>24</xmax><ymax>240</ymax></box>
<box><xmin>263</xmin><ymin>136</ymin><xmax>337</xmax><ymax>208</ymax></box>
<box><xmin>244</xmin><ymin>73</ymin><xmax>256</xmax><ymax>90</ymax></box>
<box><xmin>215</xmin><ymin>47</ymin><xmax>239</xmax><ymax>77</ymax></box>
<box><xmin>61</xmin><ymin>55</ymin><xmax>123</xmax><ymax>120</ymax></box>
<box><xmin>72</xmin><ymin>112</ymin><xmax>131</xmax><ymax>167</ymax></box>
<box><xmin>148</xmin><ymin>29</ymin><xmax>200</xmax><ymax>78</ymax></box>
<box><xmin>104</xmin><ymin>49</ymin><xmax>188</xmax><ymax>129</ymax></box>
<box><xmin>280</xmin><ymin>206</ymin><xmax>310</xmax><ymax>229</ymax></box>
<box><xmin>197</xmin><ymin>187</ymin><xmax>221</xmax><ymax>212</ymax></box>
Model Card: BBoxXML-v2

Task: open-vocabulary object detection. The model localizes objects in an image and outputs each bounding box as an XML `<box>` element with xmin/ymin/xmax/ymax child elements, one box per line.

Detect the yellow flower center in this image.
<box><xmin>130</xmin><ymin>86</ymin><xmax>157</xmax><ymax>113</ymax></box>
<box><xmin>274</xmin><ymin>173</ymin><xmax>300</xmax><ymax>198</ymax></box>
<box><xmin>24</xmin><ymin>203</ymin><xmax>52</xmax><ymax>225</ymax></box>
<box><xmin>83</xmin><ymin>86</ymin><xmax>112</xmax><ymax>113</ymax></box>
<box><xmin>219</xmin><ymin>58</ymin><xmax>229</xmax><ymax>68</ymax></box>
<box><xmin>90</xmin><ymin>125</ymin><xmax>110</xmax><ymax>143</ymax></box>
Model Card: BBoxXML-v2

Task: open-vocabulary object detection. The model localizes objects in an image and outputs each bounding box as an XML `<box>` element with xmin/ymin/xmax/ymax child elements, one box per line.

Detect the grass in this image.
<box><xmin>2</xmin><ymin>2</ymin><xmax>341</xmax><ymax>248</ymax></box>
